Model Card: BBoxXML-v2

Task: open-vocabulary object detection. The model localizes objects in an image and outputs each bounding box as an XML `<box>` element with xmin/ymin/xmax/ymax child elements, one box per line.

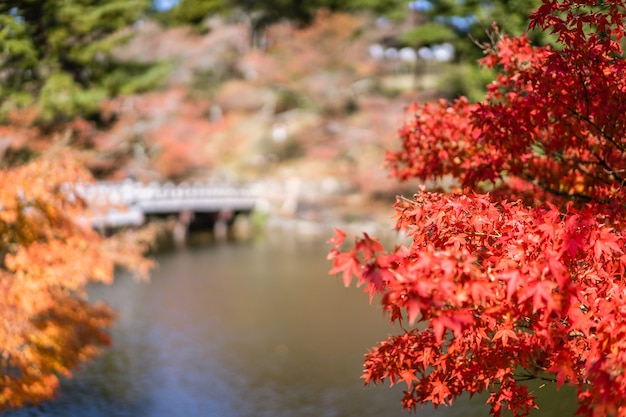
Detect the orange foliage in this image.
<box><xmin>258</xmin><ymin>11</ymin><xmax>376</xmax><ymax>113</ymax></box>
<box><xmin>0</xmin><ymin>108</ymin><xmax>44</xmax><ymax>159</ymax></box>
<box><xmin>92</xmin><ymin>88</ymin><xmax>218</xmax><ymax>181</ymax></box>
<box><xmin>267</xmin><ymin>11</ymin><xmax>367</xmax><ymax>77</ymax></box>
<box><xmin>0</xmin><ymin>150</ymin><xmax>152</xmax><ymax>410</ymax></box>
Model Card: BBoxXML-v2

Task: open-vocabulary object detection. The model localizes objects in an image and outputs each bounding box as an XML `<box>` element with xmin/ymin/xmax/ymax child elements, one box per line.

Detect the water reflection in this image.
<box><xmin>5</xmin><ymin>238</ymin><xmax>576</xmax><ymax>417</ymax></box>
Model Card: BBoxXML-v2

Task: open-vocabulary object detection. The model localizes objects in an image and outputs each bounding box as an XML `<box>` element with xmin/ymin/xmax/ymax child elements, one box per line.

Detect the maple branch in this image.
<box><xmin>589</xmin><ymin>152</ymin><xmax>626</xmax><ymax>186</ymax></box>
<box><xmin>575</xmin><ymin>159</ymin><xmax>619</xmax><ymax>186</ymax></box>
<box><xmin>548</xmin><ymin>150</ymin><xmax>615</xmax><ymax>187</ymax></box>
<box><xmin>567</xmin><ymin>86</ymin><xmax>625</xmax><ymax>184</ymax></box>
<box><xmin>398</xmin><ymin>195</ymin><xmax>419</xmax><ymax>205</ymax></box>
<box><xmin>514</xmin><ymin>368</ymin><xmax>557</xmax><ymax>384</ymax></box>
<box><xmin>558</xmin><ymin>144</ymin><xmax>624</xmax><ymax>186</ymax></box>
<box><xmin>468</xmin><ymin>231</ymin><xmax>503</xmax><ymax>239</ymax></box>
<box><xmin>469</xmin><ymin>23</ymin><xmax>503</xmax><ymax>56</ymax></box>
<box><xmin>554</xmin><ymin>110</ymin><xmax>626</xmax><ymax>187</ymax></box>
<box><xmin>567</xmin><ymin>105</ymin><xmax>626</xmax><ymax>154</ymax></box>
<box><xmin>513</xmin><ymin>373</ymin><xmax>556</xmax><ymax>383</ymax></box>
<box><xmin>522</xmin><ymin>173</ymin><xmax>594</xmax><ymax>202</ymax></box>
<box><xmin>578</xmin><ymin>69</ymin><xmax>591</xmax><ymax>118</ymax></box>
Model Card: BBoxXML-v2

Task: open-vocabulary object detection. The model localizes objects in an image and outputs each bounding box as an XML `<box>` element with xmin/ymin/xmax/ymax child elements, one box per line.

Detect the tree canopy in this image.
<box><xmin>0</xmin><ymin>0</ymin><xmax>169</xmax><ymax>124</ymax></box>
<box><xmin>155</xmin><ymin>0</ymin><xmax>408</xmax><ymax>39</ymax></box>
<box><xmin>0</xmin><ymin>150</ymin><xmax>153</xmax><ymax>410</ymax></box>
<box><xmin>151</xmin><ymin>0</ymin><xmax>226</xmax><ymax>32</ymax></box>
<box><xmin>329</xmin><ymin>0</ymin><xmax>626</xmax><ymax>415</ymax></box>
<box><xmin>419</xmin><ymin>0</ymin><xmax>545</xmax><ymax>55</ymax></box>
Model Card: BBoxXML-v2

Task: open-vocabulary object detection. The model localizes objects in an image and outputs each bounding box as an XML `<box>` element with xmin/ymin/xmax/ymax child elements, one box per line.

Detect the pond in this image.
<box><xmin>5</xmin><ymin>235</ymin><xmax>577</xmax><ymax>416</ymax></box>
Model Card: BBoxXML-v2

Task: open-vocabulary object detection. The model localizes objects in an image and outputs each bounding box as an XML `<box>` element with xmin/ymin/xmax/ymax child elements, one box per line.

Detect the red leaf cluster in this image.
<box><xmin>329</xmin><ymin>1</ymin><xmax>626</xmax><ymax>416</ymax></box>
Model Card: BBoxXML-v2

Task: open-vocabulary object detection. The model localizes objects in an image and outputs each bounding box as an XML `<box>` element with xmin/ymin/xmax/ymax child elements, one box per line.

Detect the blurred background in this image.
<box><xmin>1</xmin><ymin>1</ymin><xmax>576</xmax><ymax>416</ymax></box>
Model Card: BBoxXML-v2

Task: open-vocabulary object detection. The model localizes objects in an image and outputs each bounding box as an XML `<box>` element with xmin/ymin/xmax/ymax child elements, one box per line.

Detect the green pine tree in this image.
<box><xmin>421</xmin><ymin>0</ymin><xmax>547</xmax><ymax>61</ymax></box>
<box><xmin>0</xmin><ymin>0</ymin><xmax>170</xmax><ymax>124</ymax></box>
<box><xmin>399</xmin><ymin>0</ymin><xmax>549</xmax><ymax>101</ymax></box>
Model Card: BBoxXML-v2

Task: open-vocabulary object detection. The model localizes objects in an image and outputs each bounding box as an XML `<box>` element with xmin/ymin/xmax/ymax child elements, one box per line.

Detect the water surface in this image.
<box><xmin>6</xmin><ymin>237</ymin><xmax>576</xmax><ymax>416</ymax></box>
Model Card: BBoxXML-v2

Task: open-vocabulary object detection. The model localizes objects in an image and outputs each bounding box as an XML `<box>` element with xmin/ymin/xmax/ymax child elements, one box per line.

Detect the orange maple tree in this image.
<box><xmin>0</xmin><ymin>150</ymin><xmax>152</xmax><ymax>410</ymax></box>
<box><xmin>329</xmin><ymin>1</ymin><xmax>626</xmax><ymax>416</ymax></box>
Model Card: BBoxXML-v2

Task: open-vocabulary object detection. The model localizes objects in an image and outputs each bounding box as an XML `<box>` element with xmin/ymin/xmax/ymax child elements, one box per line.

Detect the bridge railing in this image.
<box><xmin>78</xmin><ymin>180</ymin><xmax>262</xmax><ymax>228</ymax></box>
<box><xmin>79</xmin><ymin>180</ymin><xmax>261</xmax><ymax>206</ymax></box>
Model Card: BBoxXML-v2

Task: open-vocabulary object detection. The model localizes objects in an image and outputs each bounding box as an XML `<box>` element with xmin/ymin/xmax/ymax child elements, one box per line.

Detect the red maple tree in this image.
<box><xmin>329</xmin><ymin>1</ymin><xmax>626</xmax><ymax>416</ymax></box>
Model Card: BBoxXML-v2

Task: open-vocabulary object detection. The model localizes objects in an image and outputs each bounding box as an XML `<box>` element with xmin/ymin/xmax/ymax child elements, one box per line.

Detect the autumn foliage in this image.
<box><xmin>329</xmin><ymin>1</ymin><xmax>626</xmax><ymax>416</ymax></box>
<box><xmin>0</xmin><ymin>151</ymin><xmax>152</xmax><ymax>410</ymax></box>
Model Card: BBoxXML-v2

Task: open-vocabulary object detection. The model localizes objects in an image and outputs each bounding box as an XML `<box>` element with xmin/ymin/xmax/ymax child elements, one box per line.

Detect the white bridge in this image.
<box><xmin>81</xmin><ymin>180</ymin><xmax>262</xmax><ymax>229</ymax></box>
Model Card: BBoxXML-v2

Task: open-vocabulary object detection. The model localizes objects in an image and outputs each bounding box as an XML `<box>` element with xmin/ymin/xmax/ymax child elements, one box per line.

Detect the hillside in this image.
<box><xmin>3</xmin><ymin>11</ymin><xmax>448</xmax><ymax>225</ymax></box>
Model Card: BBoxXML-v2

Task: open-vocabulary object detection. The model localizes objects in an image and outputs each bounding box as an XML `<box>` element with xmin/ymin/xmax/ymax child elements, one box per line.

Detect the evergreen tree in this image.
<box><xmin>152</xmin><ymin>0</ymin><xmax>226</xmax><ymax>33</ymax></box>
<box><xmin>398</xmin><ymin>0</ymin><xmax>547</xmax><ymax>101</ymax></box>
<box><xmin>421</xmin><ymin>0</ymin><xmax>546</xmax><ymax>60</ymax></box>
<box><xmin>0</xmin><ymin>0</ymin><xmax>170</xmax><ymax>124</ymax></box>
<box><xmin>226</xmin><ymin>0</ymin><xmax>405</xmax><ymax>44</ymax></box>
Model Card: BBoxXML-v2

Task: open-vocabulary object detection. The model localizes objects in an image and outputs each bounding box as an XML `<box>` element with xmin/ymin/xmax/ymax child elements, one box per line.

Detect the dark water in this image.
<box><xmin>6</xmin><ymin>236</ymin><xmax>577</xmax><ymax>417</ymax></box>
